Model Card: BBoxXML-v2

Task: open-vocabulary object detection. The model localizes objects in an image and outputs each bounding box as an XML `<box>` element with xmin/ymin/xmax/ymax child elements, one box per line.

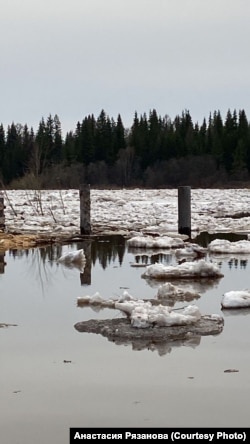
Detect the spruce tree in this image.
<box><xmin>0</xmin><ymin>124</ymin><xmax>5</xmax><ymax>179</ymax></box>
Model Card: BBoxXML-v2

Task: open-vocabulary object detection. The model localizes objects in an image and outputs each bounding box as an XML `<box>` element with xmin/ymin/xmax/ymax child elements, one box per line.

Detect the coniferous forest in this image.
<box><xmin>1</xmin><ymin>108</ymin><xmax>250</xmax><ymax>189</ymax></box>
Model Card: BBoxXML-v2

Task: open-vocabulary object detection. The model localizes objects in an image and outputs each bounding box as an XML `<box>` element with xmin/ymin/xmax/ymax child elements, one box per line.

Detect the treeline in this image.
<box><xmin>1</xmin><ymin>108</ymin><xmax>250</xmax><ymax>188</ymax></box>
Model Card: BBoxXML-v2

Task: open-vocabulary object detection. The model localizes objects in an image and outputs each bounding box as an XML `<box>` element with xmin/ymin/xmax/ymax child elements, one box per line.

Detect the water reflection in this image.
<box><xmin>25</xmin><ymin>248</ymin><xmax>60</xmax><ymax>292</ymax></box>
<box><xmin>132</xmin><ymin>252</ymin><xmax>173</xmax><ymax>266</ymax></box>
<box><xmin>5</xmin><ymin>233</ymin><xmax>250</xmax><ymax>279</ymax></box>
<box><xmin>193</xmin><ymin>231</ymin><xmax>248</xmax><ymax>247</ymax></box>
<box><xmin>80</xmin><ymin>241</ymin><xmax>92</xmax><ymax>285</ymax></box>
<box><xmin>1</xmin><ymin>233</ymin><xmax>250</xmax><ymax>358</ymax></box>
<box><xmin>91</xmin><ymin>235</ymin><xmax>125</xmax><ymax>268</ymax></box>
<box><xmin>222</xmin><ymin>307</ymin><xmax>250</xmax><ymax>317</ymax></box>
<box><xmin>74</xmin><ymin>319</ymin><xmax>203</xmax><ymax>356</ymax></box>
<box><xmin>74</xmin><ymin>315</ymin><xmax>224</xmax><ymax>356</ymax></box>
<box><xmin>7</xmin><ymin>235</ymin><xmax>126</xmax><ymax>270</ymax></box>
<box><xmin>142</xmin><ymin>276</ymin><xmax>222</xmax><ymax>294</ymax></box>
<box><xmin>0</xmin><ymin>251</ymin><xmax>6</xmax><ymax>273</ymax></box>
<box><xmin>209</xmin><ymin>255</ymin><xmax>249</xmax><ymax>269</ymax></box>
<box><xmin>2</xmin><ymin>236</ymin><xmax>250</xmax><ymax>435</ymax></box>
<box><xmin>104</xmin><ymin>334</ymin><xmax>202</xmax><ymax>356</ymax></box>
<box><xmin>228</xmin><ymin>258</ymin><xmax>248</xmax><ymax>269</ymax></box>
<box><xmin>4</xmin><ymin>236</ymin><xmax>126</xmax><ymax>287</ymax></box>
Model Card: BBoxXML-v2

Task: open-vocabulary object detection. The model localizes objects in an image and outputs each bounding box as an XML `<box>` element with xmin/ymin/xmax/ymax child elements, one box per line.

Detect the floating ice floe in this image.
<box><xmin>114</xmin><ymin>300</ymin><xmax>201</xmax><ymax>328</ymax></box>
<box><xmin>77</xmin><ymin>292</ymin><xmax>116</xmax><ymax>308</ymax></box>
<box><xmin>57</xmin><ymin>248</ymin><xmax>85</xmax><ymax>264</ymax></box>
<box><xmin>221</xmin><ymin>290</ymin><xmax>250</xmax><ymax>309</ymax></box>
<box><xmin>57</xmin><ymin>248</ymin><xmax>86</xmax><ymax>271</ymax></box>
<box><xmin>77</xmin><ymin>290</ymin><xmax>148</xmax><ymax>309</ymax></box>
<box><xmin>74</xmin><ymin>314</ymin><xmax>224</xmax><ymax>354</ymax></box>
<box><xmin>77</xmin><ymin>291</ymin><xmax>139</xmax><ymax>308</ymax></box>
<box><xmin>127</xmin><ymin>235</ymin><xmax>184</xmax><ymax>249</ymax></box>
<box><xmin>78</xmin><ymin>293</ymin><xmax>202</xmax><ymax>328</ymax></box>
<box><xmin>208</xmin><ymin>239</ymin><xmax>250</xmax><ymax>254</ymax></box>
<box><xmin>77</xmin><ymin>286</ymin><xmax>200</xmax><ymax>311</ymax></box>
<box><xmin>141</xmin><ymin>259</ymin><xmax>224</xmax><ymax>280</ymax></box>
<box><xmin>76</xmin><ymin>291</ymin><xmax>224</xmax><ymax>340</ymax></box>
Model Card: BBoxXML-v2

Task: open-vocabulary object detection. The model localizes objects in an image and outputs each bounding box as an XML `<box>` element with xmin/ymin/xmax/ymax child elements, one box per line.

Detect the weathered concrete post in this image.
<box><xmin>79</xmin><ymin>184</ymin><xmax>91</xmax><ymax>235</ymax></box>
<box><xmin>0</xmin><ymin>192</ymin><xmax>5</xmax><ymax>231</ymax></box>
<box><xmin>178</xmin><ymin>186</ymin><xmax>191</xmax><ymax>237</ymax></box>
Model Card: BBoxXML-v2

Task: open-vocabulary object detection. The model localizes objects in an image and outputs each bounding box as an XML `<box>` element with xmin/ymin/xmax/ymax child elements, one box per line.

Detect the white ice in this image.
<box><xmin>57</xmin><ymin>248</ymin><xmax>86</xmax><ymax>272</ymax></box>
<box><xmin>2</xmin><ymin>187</ymin><xmax>250</xmax><ymax>310</ymax></box>
<box><xmin>77</xmin><ymin>292</ymin><xmax>116</xmax><ymax>308</ymax></box>
<box><xmin>127</xmin><ymin>235</ymin><xmax>184</xmax><ymax>249</ymax></box>
<box><xmin>221</xmin><ymin>290</ymin><xmax>250</xmax><ymax>309</ymax></box>
<box><xmin>57</xmin><ymin>248</ymin><xmax>86</xmax><ymax>264</ymax></box>
<box><xmin>141</xmin><ymin>259</ymin><xmax>224</xmax><ymax>280</ymax></box>
<box><xmin>2</xmin><ymin>188</ymin><xmax>250</xmax><ymax>236</ymax></box>
<box><xmin>77</xmin><ymin>288</ymin><xmax>203</xmax><ymax>326</ymax></box>
<box><xmin>113</xmin><ymin>299</ymin><xmax>201</xmax><ymax>328</ymax></box>
<box><xmin>208</xmin><ymin>239</ymin><xmax>250</xmax><ymax>254</ymax></box>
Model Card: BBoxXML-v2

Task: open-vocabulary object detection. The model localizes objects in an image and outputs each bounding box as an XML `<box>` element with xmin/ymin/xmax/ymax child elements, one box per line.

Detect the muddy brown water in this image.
<box><xmin>1</xmin><ymin>234</ymin><xmax>250</xmax><ymax>443</ymax></box>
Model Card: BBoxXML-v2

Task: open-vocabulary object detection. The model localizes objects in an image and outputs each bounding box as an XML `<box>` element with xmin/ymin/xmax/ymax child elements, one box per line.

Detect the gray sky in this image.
<box><xmin>1</xmin><ymin>0</ymin><xmax>250</xmax><ymax>136</ymax></box>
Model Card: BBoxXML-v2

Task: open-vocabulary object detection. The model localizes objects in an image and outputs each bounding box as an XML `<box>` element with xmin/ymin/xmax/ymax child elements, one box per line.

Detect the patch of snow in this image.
<box><xmin>3</xmin><ymin>188</ymin><xmax>250</xmax><ymax>235</ymax></box>
<box><xmin>142</xmin><ymin>259</ymin><xmax>223</xmax><ymax>280</ymax></box>
<box><xmin>57</xmin><ymin>248</ymin><xmax>86</xmax><ymax>272</ymax></box>
<box><xmin>115</xmin><ymin>300</ymin><xmax>201</xmax><ymax>328</ymax></box>
<box><xmin>127</xmin><ymin>235</ymin><xmax>184</xmax><ymax>249</ymax></box>
<box><xmin>208</xmin><ymin>239</ymin><xmax>250</xmax><ymax>254</ymax></box>
<box><xmin>221</xmin><ymin>290</ymin><xmax>250</xmax><ymax>308</ymax></box>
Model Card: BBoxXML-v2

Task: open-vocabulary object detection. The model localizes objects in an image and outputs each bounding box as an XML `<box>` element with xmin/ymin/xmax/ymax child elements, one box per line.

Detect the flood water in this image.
<box><xmin>1</xmin><ymin>234</ymin><xmax>250</xmax><ymax>443</ymax></box>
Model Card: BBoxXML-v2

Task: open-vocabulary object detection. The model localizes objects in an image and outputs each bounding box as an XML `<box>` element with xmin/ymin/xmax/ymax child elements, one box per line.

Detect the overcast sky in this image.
<box><xmin>1</xmin><ymin>0</ymin><xmax>250</xmax><ymax>136</ymax></box>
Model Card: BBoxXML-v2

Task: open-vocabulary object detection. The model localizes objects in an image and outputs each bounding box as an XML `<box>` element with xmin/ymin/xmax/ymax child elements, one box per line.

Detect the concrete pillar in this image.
<box><xmin>79</xmin><ymin>184</ymin><xmax>91</xmax><ymax>235</ymax></box>
<box><xmin>178</xmin><ymin>186</ymin><xmax>191</xmax><ymax>237</ymax></box>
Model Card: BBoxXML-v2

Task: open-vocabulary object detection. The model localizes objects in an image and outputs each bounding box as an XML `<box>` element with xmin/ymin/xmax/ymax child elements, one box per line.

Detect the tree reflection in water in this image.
<box><xmin>6</xmin><ymin>235</ymin><xmax>127</xmax><ymax>289</ymax></box>
<box><xmin>6</xmin><ymin>233</ymin><xmax>249</xmax><ymax>292</ymax></box>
